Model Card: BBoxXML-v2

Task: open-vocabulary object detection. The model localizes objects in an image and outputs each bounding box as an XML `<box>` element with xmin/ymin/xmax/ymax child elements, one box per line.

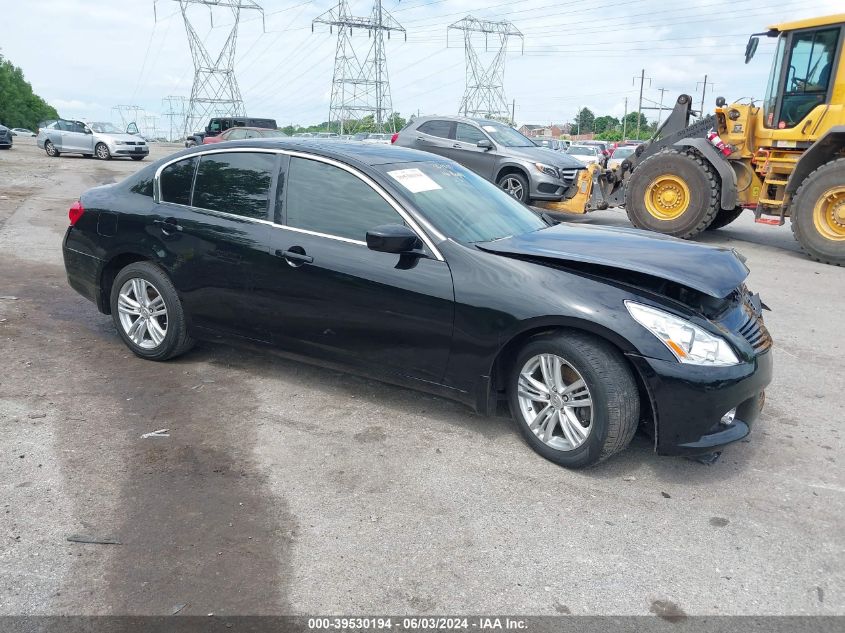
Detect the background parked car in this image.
<box><xmin>36</xmin><ymin>120</ymin><xmax>149</xmax><ymax>160</ymax></box>
<box><xmin>202</xmin><ymin>127</ymin><xmax>288</xmax><ymax>144</ymax></box>
<box><xmin>185</xmin><ymin>116</ymin><xmax>277</xmax><ymax>147</ymax></box>
<box><xmin>534</xmin><ymin>138</ymin><xmax>563</xmax><ymax>152</ymax></box>
<box><xmin>608</xmin><ymin>145</ymin><xmax>637</xmax><ymax>170</ymax></box>
<box><xmin>354</xmin><ymin>132</ymin><xmax>392</xmax><ymax>144</ymax></box>
<box><xmin>11</xmin><ymin>128</ymin><xmax>36</xmax><ymax>137</ymax></box>
<box><xmin>566</xmin><ymin>143</ymin><xmax>601</xmax><ymax>166</ymax></box>
<box><xmin>394</xmin><ymin>115</ymin><xmax>584</xmax><ymax>204</ymax></box>
<box><xmin>0</xmin><ymin>125</ymin><xmax>12</xmax><ymax>149</ymax></box>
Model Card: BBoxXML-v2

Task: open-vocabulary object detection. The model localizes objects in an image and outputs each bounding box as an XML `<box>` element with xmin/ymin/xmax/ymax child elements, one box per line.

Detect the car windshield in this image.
<box><xmin>568</xmin><ymin>145</ymin><xmax>597</xmax><ymax>156</ymax></box>
<box><xmin>479</xmin><ymin>123</ymin><xmax>534</xmax><ymax>147</ymax></box>
<box><xmin>89</xmin><ymin>122</ymin><xmax>122</xmax><ymax>134</ymax></box>
<box><xmin>612</xmin><ymin>147</ymin><xmax>635</xmax><ymax>158</ymax></box>
<box><xmin>377</xmin><ymin>161</ymin><xmax>546</xmax><ymax>244</ymax></box>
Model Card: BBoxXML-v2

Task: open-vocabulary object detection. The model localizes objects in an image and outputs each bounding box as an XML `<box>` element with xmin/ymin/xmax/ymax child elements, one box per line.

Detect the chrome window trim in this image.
<box><xmin>153</xmin><ymin>146</ymin><xmax>445</xmax><ymax>261</ymax></box>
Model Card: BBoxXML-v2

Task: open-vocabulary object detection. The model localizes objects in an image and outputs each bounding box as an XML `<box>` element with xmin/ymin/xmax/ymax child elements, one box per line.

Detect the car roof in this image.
<box><xmin>412</xmin><ymin>114</ymin><xmax>508</xmax><ymax>127</ymax></box>
<box><xmin>176</xmin><ymin>138</ymin><xmax>440</xmax><ymax>166</ymax></box>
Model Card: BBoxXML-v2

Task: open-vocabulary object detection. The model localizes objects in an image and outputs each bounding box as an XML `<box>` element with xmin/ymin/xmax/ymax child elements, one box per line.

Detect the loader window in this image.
<box><xmin>776</xmin><ymin>28</ymin><xmax>839</xmax><ymax>128</ymax></box>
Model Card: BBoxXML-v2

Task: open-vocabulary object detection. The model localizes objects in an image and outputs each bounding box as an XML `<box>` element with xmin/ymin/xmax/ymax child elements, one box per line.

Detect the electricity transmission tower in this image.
<box><xmin>447</xmin><ymin>16</ymin><xmax>523</xmax><ymax>122</ymax></box>
<box><xmin>162</xmin><ymin>96</ymin><xmax>188</xmax><ymax>141</ymax></box>
<box><xmin>112</xmin><ymin>105</ymin><xmax>143</xmax><ymax>129</ymax></box>
<box><xmin>313</xmin><ymin>1</ymin><xmax>405</xmax><ymax>134</ymax></box>
<box><xmin>168</xmin><ymin>0</ymin><xmax>264</xmax><ymax>136</ymax></box>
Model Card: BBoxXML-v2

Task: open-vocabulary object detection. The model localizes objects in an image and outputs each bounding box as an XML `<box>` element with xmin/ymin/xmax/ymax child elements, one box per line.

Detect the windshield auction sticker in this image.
<box><xmin>387</xmin><ymin>168</ymin><xmax>442</xmax><ymax>193</ymax></box>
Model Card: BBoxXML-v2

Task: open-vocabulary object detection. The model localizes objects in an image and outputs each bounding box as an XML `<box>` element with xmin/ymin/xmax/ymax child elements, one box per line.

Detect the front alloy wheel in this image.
<box><xmin>517</xmin><ymin>354</ymin><xmax>593</xmax><ymax>451</ymax></box>
<box><xmin>497</xmin><ymin>172</ymin><xmax>529</xmax><ymax>203</ymax></box>
<box><xmin>508</xmin><ymin>331</ymin><xmax>639</xmax><ymax>468</ymax></box>
<box><xmin>96</xmin><ymin>143</ymin><xmax>111</xmax><ymax>160</ymax></box>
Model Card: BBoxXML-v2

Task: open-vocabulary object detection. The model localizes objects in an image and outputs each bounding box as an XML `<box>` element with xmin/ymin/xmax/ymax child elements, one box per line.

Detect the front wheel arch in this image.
<box><xmin>483</xmin><ymin>321</ymin><xmax>655</xmax><ymax>438</ymax></box>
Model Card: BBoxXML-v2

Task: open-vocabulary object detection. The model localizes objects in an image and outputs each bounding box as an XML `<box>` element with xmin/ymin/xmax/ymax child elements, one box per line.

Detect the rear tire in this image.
<box><xmin>109</xmin><ymin>262</ymin><xmax>195</xmax><ymax>361</ymax></box>
<box><xmin>790</xmin><ymin>158</ymin><xmax>845</xmax><ymax>266</ymax></box>
<box><xmin>707</xmin><ymin>206</ymin><xmax>744</xmax><ymax>231</ymax></box>
<box><xmin>497</xmin><ymin>172</ymin><xmax>530</xmax><ymax>204</ymax></box>
<box><xmin>625</xmin><ymin>148</ymin><xmax>720</xmax><ymax>238</ymax></box>
<box><xmin>507</xmin><ymin>331</ymin><xmax>639</xmax><ymax>468</ymax></box>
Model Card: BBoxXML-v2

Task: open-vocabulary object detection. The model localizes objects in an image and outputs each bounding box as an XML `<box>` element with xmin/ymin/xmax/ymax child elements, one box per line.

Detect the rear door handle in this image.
<box><xmin>154</xmin><ymin>218</ymin><xmax>182</xmax><ymax>233</ymax></box>
<box><xmin>275</xmin><ymin>248</ymin><xmax>313</xmax><ymax>265</ymax></box>
<box><xmin>452</xmin><ymin>143</ymin><xmax>462</xmax><ymax>148</ymax></box>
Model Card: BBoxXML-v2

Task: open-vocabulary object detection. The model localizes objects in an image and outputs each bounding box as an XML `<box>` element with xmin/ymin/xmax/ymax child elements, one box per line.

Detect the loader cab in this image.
<box><xmin>751</xmin><ymin>18</ymin><xmax>844</xmax><ymax>131</ymax></box>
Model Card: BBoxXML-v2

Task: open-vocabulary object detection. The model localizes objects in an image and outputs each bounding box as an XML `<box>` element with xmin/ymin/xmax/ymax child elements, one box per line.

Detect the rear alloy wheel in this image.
<box><xmin>110</xmin><ymin>262</ymin><xmax>194</xmax><ymax>361</ymax></box>
<box><xmin>95</xmin><ymin>142</ymin><xmax>111</xmax><ymax>160</ymax></box>
<box><xmin>791</xmin><ymin>158</ymin><xmax>845</xmax><ymax>266</ymax></box>
<box><xmin>508</xmin><ymin>331</ymin><xmax>639</xmax><ymax>468</ymax></box>
<box><xmin>498</xmin><ymin>172</ymin><xmax>529</xmax><ymax>203</ymax></box>
<box><xmin>625</xmin><ymin>148</ymin><xmax>720</xmax><ymax>238</ymax></box>
<box><xmin>45</xmin><ymin>140</ymin><xmax>59</xmax><ymax>157</ymax></box>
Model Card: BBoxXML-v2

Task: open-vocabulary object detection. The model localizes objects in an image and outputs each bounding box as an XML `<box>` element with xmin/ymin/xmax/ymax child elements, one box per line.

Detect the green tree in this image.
<box><xmin>572</xmin><ymin>107</ymin><xmax>595</xmax><ymax>134</ymax></box>
<box><xmin>622</xmin><ymin>111</ymin><xmax>652</xmax><ymax>139</ymax></box>
<box><xmin>0</xmin><ymin>55</ymin><xmax>59</xmax><ymax>130</ymax></box>
<box><xmin>593</xmin><ymin>115</ymin><xmax>620</xmax><ymax>135</ymax></box>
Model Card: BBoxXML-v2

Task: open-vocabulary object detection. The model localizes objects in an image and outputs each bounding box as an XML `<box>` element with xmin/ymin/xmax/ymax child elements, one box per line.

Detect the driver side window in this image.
<box><xmin>779</xmin><ymin>27</ymin><xmax>839</xmax><ymax>128</ymax></box>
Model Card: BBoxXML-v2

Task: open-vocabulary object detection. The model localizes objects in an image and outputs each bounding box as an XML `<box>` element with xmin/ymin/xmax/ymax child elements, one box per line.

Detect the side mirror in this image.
<box><xmin>126</xmin><ymin>122</ymin><xmax>139</xmax><ymax>135</ymax></box>
<box><xmin>477</xmin><ymin>139</ymin><xmax>493</xmax><ymax>151</ymax></box>
<box><xmin>744</xmin><ymin>36</ymin><xmax>759</xmax><ymax>64</ymax></box>
<box><xmin>366</xmin><ymin>224</ymin><xmax>421</xmax><ymax>254</ymax></box>
<box><xmin>83</xmin><ymin>126</ymin><xmax>93</xmax><ymax>134</ymax></box>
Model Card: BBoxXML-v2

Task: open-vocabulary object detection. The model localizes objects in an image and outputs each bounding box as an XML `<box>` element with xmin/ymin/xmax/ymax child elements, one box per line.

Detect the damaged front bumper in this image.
<box><xmin>626</xmin><ymin>349</ymin><xmax>773</xmax><ymax>456</ymax></box>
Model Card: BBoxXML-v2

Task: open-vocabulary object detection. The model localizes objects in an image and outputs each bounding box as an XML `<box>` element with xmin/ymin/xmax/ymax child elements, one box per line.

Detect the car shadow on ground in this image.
<box><xmin>157</xmin><ymin>335</ymin><xmax>763</xmax><ymax>485</ymax></box>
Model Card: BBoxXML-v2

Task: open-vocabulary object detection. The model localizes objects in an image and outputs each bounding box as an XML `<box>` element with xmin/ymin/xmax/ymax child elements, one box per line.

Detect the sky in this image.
<box><xmin>1</xmin><ymin>0</ymin><xmax>843</xmax><ymax>135</ymax></box>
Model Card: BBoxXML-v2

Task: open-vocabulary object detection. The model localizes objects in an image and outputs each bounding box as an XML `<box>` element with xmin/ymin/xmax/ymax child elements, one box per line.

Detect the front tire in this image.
<box><xmin>109</xmin><ymin>262</ymin><xmax>194</xmax><ymax>361</ymax></box>
<box><xmin>95</xmin><ymin>142</ymin><xmax>111</xmax><ymax>160</ymax></box>
<box><xmin>507</xmin><ymin>331</ymin><xmax>640</xmax><ymax>468</ymax></box>
<box><xmin>45</xmin><ymin>140</ymin><xmax>60</xmax><ymax>157</ymax></box>
<box><xmin>790</xmin><ymin>158</ymin><xmax>845</xmax><ymax>266</ymax></box>
<box><xmin>498</xmin><ymin>172</ymin><xmax>530</xmax><ymax>203</ymax></box>
<box><xmin>626</xmin><ymin>148</ymin><xmax>720</xmax><ymax>238</ymax></box>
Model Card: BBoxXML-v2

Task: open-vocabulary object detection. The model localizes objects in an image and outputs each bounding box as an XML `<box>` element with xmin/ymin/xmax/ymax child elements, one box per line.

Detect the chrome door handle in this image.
<box><xmin>276</xmin><ymin>248</ymin><xmax>313</xmax><ymax>266</ymax></box>
<box><xmin>154</xmin><ymin>218</ymin><xmax>182</xmax><ymax>233</ymax></box>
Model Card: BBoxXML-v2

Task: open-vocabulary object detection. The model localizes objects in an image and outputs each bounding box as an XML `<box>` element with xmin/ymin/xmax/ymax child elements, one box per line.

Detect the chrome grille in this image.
<box><xmin>559</xmin><ymin>168</ymin><xmax>578</xmax><ymax>185</ymax></box>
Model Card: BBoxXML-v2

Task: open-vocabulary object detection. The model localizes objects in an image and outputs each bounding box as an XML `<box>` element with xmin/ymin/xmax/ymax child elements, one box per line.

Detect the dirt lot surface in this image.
<box><xmin>0</xmin><ymin>137</ymin><xmax>842</xmax><ymax>617</ymax></box>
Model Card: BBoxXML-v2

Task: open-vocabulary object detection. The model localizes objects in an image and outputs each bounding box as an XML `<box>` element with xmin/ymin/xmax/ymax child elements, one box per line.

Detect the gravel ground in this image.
<box><xmin>0</xmin><ymin>137</ymin><xmax>842</xmax><ymax>618</ymax></box>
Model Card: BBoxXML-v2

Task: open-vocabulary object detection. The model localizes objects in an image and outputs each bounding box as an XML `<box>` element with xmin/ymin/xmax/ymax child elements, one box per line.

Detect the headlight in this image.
<box><xmin>534</xmin><ymin>162</ymin><xmax>559</xmax><ymax>178</ymax></box>
<box><xmin>625</xmin><ymin>301</ymin><xmax>740</xmax><ymax>366</ymax></box>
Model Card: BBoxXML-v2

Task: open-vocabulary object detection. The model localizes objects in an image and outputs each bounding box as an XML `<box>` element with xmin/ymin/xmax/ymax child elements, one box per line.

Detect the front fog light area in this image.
<box><xmin>720</xmin><ymin>408</ymin><xmax>737</xmax><ymax>426</ymax></box>
<box><xmin>625</xmin><ymin>301</ymin><xmax>740</xmax><ymax>366</ymax></box>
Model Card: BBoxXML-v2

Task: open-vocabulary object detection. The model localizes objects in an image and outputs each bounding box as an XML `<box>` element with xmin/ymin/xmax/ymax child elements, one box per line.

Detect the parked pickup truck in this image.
<box><xmin>37</xmin><ymin>120</ymin><xmax>148</xmax><ymax>161</ymax></box>
<box><xmin>184</xmin><ymin>116</ymin><xmax>277</xmax><ymax>147</ymax></box>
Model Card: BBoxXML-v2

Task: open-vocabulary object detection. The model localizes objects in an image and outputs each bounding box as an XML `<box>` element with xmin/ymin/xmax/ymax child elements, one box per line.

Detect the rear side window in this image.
<box><xmin>418</xmin><ymin>120</ymin><xmax>453</xmax><ymax>139</ymax></box>
<box><xmin>455</xmin><ymin>123</ymin><xmax>487</xmax><ymax>144</ymax></box>
<box><xmin>193</xmin><ymin>152</ymin><xmax>276</xmax><ymax>220</ymax></box>
<box><xmin>286</xmin><ymin>157</ymin><xmax>400</xmax><ymax>241</ymax></box>
<box><xmin>160</xmin><ymin>156</ymin><xmax>198</xmax><ymax>206</ymax></box>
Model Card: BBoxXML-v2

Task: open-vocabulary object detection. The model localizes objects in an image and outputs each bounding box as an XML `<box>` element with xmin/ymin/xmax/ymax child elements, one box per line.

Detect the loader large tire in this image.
<box><xmin>706</xmin><ymin>206</ymin><xmax>744</xmax><ymax>231</ymax></box>
<box><xmin>625</xmin><ymin>148</ymin><xmax>721</xmax><ymax>238</ymax></box>
<box><xmin>790</xmin><ymin>158</ymin><xmax>845</xmax><ymax>266</ymax></box>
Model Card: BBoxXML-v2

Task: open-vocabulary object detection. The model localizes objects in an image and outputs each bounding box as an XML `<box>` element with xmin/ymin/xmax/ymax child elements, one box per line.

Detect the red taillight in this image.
<box><xmin>69</xmin><ymin>200</ymin><xmax>84</xmax><ymax>226</ymax></box>
<box><xmin>390</xmin><ymin>133</ymin><xmax>399</xmax><ymax>144</ymax></box>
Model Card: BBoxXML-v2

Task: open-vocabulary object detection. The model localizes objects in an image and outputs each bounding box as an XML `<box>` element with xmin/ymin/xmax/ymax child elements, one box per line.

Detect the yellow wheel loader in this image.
<box><xmin>537</xmin><ymin>13</ymin><xmax>845</xmax><ymax>266</ymax></box>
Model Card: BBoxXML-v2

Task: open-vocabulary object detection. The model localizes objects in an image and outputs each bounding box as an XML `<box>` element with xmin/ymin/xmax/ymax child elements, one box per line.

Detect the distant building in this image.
<box><xmin>518</xmin><ymin>124</ymin><xmax>566</xmax><ymax>138</ymax></box>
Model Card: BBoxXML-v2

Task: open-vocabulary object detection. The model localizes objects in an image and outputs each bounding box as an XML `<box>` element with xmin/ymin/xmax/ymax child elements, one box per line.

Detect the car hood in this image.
<box><xmin>477</xmin><ymin>223</ymin><xmax>749</xmax><ymax>298</ymax></box>
<box><xmin>505</xmin><ymin>145</ymin><xmax>585</xmax><ymax>169</ymax></box>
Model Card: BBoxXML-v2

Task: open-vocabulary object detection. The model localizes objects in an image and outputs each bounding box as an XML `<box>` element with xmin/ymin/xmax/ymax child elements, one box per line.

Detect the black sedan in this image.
<box><xmin>62</xmin><ymin>140</ymin><xmax>773</xmax><ymax>468</ymax></box>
